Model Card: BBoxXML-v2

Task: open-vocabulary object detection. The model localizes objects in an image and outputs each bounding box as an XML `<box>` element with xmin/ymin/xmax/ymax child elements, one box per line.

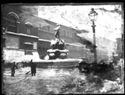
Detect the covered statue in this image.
<box><xmin>47</xmin><ymin>24</ymin><xmax>69</xmax><ymax>59</ymax></box>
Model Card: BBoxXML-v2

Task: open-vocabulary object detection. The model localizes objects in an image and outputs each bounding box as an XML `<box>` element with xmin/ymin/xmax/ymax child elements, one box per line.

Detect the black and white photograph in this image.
<box><xmin>2</xmin><ymin>3</ymin><xmax>124</xmax><ymax>94</ymax></box>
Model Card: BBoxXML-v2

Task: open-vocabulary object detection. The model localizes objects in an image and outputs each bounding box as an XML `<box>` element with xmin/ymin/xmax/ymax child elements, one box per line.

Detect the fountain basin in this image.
<box><xmin>47</xmin><ymin>49</ymin><xmax>69</xmax><ymax>59</ymax></box>
<box><xmin>33</xmin><ymin>58</ymin><xmax>82</xmax><ymax>69</ymax></box>
<box><xmin>47</xmin><ymin>49</ymin><xmax>69</xmax><ymax>53</ymax></box>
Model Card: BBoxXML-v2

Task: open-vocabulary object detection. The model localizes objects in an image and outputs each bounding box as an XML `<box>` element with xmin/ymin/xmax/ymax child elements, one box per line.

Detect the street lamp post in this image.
<box><xmin>88</xmin><ymin>8</ymin><xmax>98</xmax><ymax>63</ymax></box>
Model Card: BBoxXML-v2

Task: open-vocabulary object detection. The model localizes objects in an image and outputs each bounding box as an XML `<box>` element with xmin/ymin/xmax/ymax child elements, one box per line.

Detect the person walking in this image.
<box><xmin>30</xmin><ymin>60</ymin><xmax>33</xmax><ymax>76</ymax></box>
<box><xmin>33</xmin><ymin>62</ymin><xmax>36</xmax><ymax>76</ymax></box>
<box><xmin>30</xmin><ymin>60</ymin><xmax>36</xmax><ymax>76</ymax></box>
<box><xmin>11</xmin><ymin>62</ymin><xmax>17</xmax><ymax>77</ymax></box>
<box><xmin>118</xmin><ymin>58</ymin><xmax>124</xmax><ymax>84</ymax></box>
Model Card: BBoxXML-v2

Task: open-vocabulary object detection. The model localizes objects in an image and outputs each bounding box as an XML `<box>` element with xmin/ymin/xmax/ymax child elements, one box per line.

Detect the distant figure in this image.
<box><xmin>11</xmin><ymin>62</ymin><xmax>17</xmax><ymax>77</ymax></box>
<box><xmin>2</xmin><ymin>60</ymin><xmax>5</xmax><ymax>72</ymax></box>
<box><xmin>118</xmin><ymin>58</ymin><xmax>124</xmax><ymax>84</ymax></box>
<box><xmin>112</xmin><ymin>52</ymin><xmax>117</xmax><ymax>65</ymax></box>
<box><xmin>30</xmin><ymin>60</ymin><xmax>36</xmax><ymax>76</ymax></box>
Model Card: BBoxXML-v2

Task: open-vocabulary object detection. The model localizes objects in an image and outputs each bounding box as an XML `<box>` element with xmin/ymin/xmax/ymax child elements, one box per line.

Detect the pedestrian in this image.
<box><xmin>30</xmin><ymin>60</ymin><xmax>36</xmax><ymax>76</ymax></box>
<box><xmin>118</xmin><ymin>58</ymin><xmax>124</xmax><ymax>84</ymax></box>
<box><xmin>30</xmin><ymin>60</ymin><xmax>33</xmax><ymax>76</ymax></box>
<box><xmin>33</xmin><ymin>62</ymin><xmax>37</xmax><ymax>76</ymax></box>
<box><xmin>112</xmin><ymin>52</ymin><xmax>117</xmax><ymax>66</ymax></box>
<box><xmin>11</xmin><ymin>62</ymin><xmax>17</xmax><ymax>77</ymax></box>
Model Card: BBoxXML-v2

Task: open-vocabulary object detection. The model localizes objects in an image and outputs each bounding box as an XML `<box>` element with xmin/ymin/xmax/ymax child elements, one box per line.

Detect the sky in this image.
<box><xmin>37</xmin><ymin>4</ymin><xmax>123</xmax><ymax>42</ymax></box>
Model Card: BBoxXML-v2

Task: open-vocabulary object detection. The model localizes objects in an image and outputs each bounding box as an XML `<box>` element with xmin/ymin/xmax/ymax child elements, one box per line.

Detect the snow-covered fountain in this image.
<box><xmin>47</xmin><ymin>24</ymin><xmax>69</xmax><ymax>59</ymax></box>
<box><xmin>35</xmin><ymin>24</ymin><xmax>82</xmax><ymax>68</ymax></box>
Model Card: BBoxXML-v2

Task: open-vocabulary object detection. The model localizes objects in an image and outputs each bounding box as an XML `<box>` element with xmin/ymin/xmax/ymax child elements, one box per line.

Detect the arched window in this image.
<box><xmin>6</xmin><ymin>12</ymin><xmax>19</xmax><ymax>33</ymax></box>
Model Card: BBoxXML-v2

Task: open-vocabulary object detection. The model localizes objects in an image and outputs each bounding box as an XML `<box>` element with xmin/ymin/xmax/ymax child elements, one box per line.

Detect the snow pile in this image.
<box><xmin>3</xmin><ymin>49</ymin><xmax>41</xmax><ymax>63</ymax></box>
<box><xmin>3</xmin><ymin>49</ymin><xmax>24</xmax><ymax>63</ymax></box>
<box><xmin>100</xmin><ymin>79</ymin><xmax>123</xmax><ymax>93</ymax></box>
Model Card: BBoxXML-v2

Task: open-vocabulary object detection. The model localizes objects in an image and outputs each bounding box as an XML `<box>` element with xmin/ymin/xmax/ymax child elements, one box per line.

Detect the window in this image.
<box><xmin>33</xmin><ymin>42</ymin><xmax>37</xmax><ymax>49</ymax></box>
<box><xmin>7</xmin><ymin>16</ymin><xmax>17</xmax><ymax>33</ymax></box>
<box><xmin>27</xmin><ymin>27</ymin><xmax>31</xmax><ymax>34</ymax></box>
<box><xmin>24</xmin><ymin>42</ymin><xmax>33</xmax><ymax>50</ymax></box>
<box><xmin>24</xmin><ymin>42</ymin><xmax>33</xmax><ymax>55</ymax></box>
<box><xmin>25</xmin><ymin>22</ymin><xmax>32</xmax><ymax>34</ymax></box>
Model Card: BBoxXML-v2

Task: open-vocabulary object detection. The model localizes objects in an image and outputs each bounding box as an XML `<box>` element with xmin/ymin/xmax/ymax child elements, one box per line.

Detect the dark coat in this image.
<box><xmin>30</xmin><ymin>62</ymin><xmax>36</xmax><ymax>74</ymax></box>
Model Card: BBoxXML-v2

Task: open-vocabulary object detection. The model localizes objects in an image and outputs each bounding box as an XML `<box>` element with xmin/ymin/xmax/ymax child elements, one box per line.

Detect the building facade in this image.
<box><xmin>2</xmin><ymin>5</ymin><xmax>39</xmax><ymax>62</ymax></box>
<box><xmin>2</xmin><ymin>4</ymin><xmax>95</xmax><ymax>63</ymax></box>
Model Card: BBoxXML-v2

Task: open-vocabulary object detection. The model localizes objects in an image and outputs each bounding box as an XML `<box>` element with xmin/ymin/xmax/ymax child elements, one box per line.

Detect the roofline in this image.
<box><xmin>20</xmin><ymin>15</ymin><xmax>89</xmax><ymax>34</ymax></box>
<box><xmin>5</xmin><ymin>31</ymin><xmax>39</xmax><ymax>39</ymax></box>
<box><xmin>38</xmin><ymin>38</ymin><xmax>51</xmax><ymax>42</ymax></box>
<box><xmin>33</xmin><ymin>15</ymin><xmax>81</xmax><ymax>31</ymax></box>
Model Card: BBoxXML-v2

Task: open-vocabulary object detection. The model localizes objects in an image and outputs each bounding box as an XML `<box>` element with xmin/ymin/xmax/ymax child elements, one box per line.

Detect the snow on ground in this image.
<box><xmin>3</xmin><ymin>67</ymin><xmax>124</xmax><ymax>95</ymax></box>
<box><xmin>2</xmin><ymin>67</ymin><xmax>86</xmax><ymax>95</ymax></box>
<box><xmin>3</xmin><ymin>49</ymin><xmax>41</xmax><ymax>63</ymax></box>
